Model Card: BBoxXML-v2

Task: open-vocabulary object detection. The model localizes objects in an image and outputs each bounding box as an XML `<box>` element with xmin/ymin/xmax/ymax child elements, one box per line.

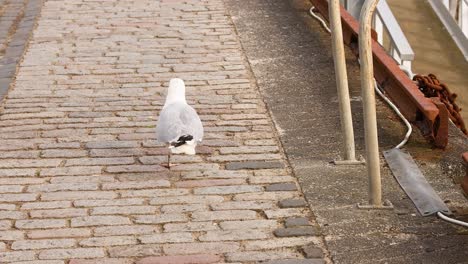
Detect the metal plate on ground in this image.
<box><xmin>383</xmin><ymin>148</ymin><xmax>451</xmax><ymax>216</ymax></box>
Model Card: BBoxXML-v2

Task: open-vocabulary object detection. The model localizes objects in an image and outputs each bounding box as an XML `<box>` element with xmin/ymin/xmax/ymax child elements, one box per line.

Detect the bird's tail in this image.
<box><xmin>169</xmin><ymin>135</ymin><xmax>197</xmax><ymax>155</ymax></box>
<box><xmin>169</xmin><ymin>142</ymin><xmax>197</xmax><ymax>155</ymax></box>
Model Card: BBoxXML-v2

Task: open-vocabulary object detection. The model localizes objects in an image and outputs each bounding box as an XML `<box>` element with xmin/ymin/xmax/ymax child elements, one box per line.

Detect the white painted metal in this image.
<box><xmin>372</xmin><ymin>12</ymin><xmax>384</xmax><ymax>44</ymax></box>
<box><xmin>449</xmin><ymin>0</ymin><xmax>458</xmax><ymax>17</ymax></box>
<box><xmin>359</xmin><ymin>0</ymin><xmax>383</xmax><ymax>207</ymax></box>
<box><xmin>400</xmin><ymin>60</ymin><xmax>414</xmax><ymax>79</ymax></box>
<box><xmin>344</xmin><ymin>0</ymin><xmax>415</xmax><ymax>73</ymax></box>
<box><xmin>460</xmin><ymin>0</ymin><xmax>468</xmax><ymax>37</ymax></box>
<box><xmin>429</xmin><ymin>0</ymin><xmax>468</xmax><ymax>61</ymax></box>
<box><xmin>329</xmin><ymin>0</ymin><xmax>358</xmax><ymax>163</ymax></box>
<box><xmin>443</xmin><ymin>0</ymin><xmax>450</xmax><ymax>9</ymax></box>
<box><xmin>375</xmin><ymin>1</ymin><xmax>414</xmax><ymax>62</ymax></box>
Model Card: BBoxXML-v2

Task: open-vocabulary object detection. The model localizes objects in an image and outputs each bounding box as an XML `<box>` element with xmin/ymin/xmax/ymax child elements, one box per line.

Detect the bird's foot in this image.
<box><xmin>161</xmin><ymin>163</ymin><xmax>177</xmax><ymax>170</ymax></box>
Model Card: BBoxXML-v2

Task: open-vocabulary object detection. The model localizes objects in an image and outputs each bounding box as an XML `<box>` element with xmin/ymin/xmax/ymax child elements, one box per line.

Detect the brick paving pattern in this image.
<box><xmin>0</xmin><ymin>0</ymin><xmax>327</xmax><ymax>263</ymax></box>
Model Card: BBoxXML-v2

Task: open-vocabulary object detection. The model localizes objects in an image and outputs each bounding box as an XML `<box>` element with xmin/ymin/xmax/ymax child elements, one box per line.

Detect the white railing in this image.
<box><xmin>373</xmin><ymin>1</ymin><xmax>415</xmax><ymax>75</ymax></box>
<box><xmin>430</xmin><ymin>0</ymin><xmax>468</xmax><ymax>61</ymax></box>
<box><xmin>341</xmin><ymin>0</ymin><xmax>415</xmax><ymax>76</ymax></box>
<box><xmin>442</xmin><ymin>0</ymin><xmax>468</xmax><ymax>37</ymax></box>
<box><xmin>460</xmin><ymin>0</ymin><xmax>468</xmax><ymax>37</ymax></box>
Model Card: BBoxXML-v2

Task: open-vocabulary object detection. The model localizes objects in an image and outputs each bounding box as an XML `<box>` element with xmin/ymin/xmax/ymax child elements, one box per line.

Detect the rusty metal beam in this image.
<box><xmin>310</xmin><ymin>0</ymin><xmax>448</xmax><ymax>148</ymax></box>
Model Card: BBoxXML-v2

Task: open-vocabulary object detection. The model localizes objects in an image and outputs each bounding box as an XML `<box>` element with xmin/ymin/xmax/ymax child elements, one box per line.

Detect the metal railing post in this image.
<box><xmin>329</xmin><ymin>0</ymin><xmax>362</xmax><ymax>165</ymax></box>
<box><xmin>449</xmin><ymin>0</ymin><xmax>458</xmax><ymax>17</ymax></box>
<box><xmin>357</xmin><ymin>0</ymin><xmax>392</xmax><ymax>209</ymax></box>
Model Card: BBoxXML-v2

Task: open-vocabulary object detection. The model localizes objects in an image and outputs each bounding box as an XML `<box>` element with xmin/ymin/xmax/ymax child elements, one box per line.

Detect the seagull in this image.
<box><xmin>156</xmin><ymin>78</ymin><xmax>204</xmax><ymax>169</ymax></box>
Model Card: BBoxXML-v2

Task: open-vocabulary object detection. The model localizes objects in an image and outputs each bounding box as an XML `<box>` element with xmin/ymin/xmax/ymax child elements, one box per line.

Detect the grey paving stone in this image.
<box><xmin>261</xmin><ymin>259</ymin><xmax>325</xmax><ymax>264</ymax></box>
<box><xmin>284</xmin><ymin>217</ymin><xmax>310</xmax><ymax>227</ymax></box>
<box><xmin>0</xmin><ymin>77</ymin><xmax>13</xmax><ymax>96</ymax></box>
<box><xmin>2</xmin><ymin>57</ymin><xmax>19</xmax><ymax>64</ymax></box>
<box><xmin>225</xmin><ymin>161</ymin><xmax>284</xmax><ymax>170</ymax></box>
<box><xmin>303</xmin><ymin>245</ymin><xmax>324</xmax><ymax>259</ymax></box>
<box><xmin>0</xmin><ymin>31</ymin><xmax>8</xmax><ymax>39</ymax></box>
<box><xmin>279</xmin><ymin>199</ymin><xmax>306</xmax><ymax>208</ymax></box>
<box><xmin>266</xmin><ymin>183</ymin><xmax>297</xmax><ymax>192</ymax></box>
<box><xmin>5</xmin><ymin>46</ymin><xmax>25</xmax><ymax>57</ymax></box>
<box><xmin>85</xmin><ymin>141</ymin><xmax>139</xmax><ymax>149</ymax></box>
<box><xmin>18</xmin><ymin>20</ymin><xmax>35</xmax><ymax>29</ymax></box>
<box><xmin>274</xmin><ymin>227</ymin><xmax>319</xmax><ymax>237</ymax></box>
<box><xmin>0</xmin><ymin>66</ymin><xmax>16</xmax><ymax>76</ymax></box>
<box><xmin>203</xmin><ymin>140</ymin><xmax>239</xmax><ymax>147</ymax></box>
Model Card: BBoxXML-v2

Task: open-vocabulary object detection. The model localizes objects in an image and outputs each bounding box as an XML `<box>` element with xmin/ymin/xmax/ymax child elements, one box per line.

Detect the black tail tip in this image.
<box><xmin>171</xmin><ymin>135</ymin><xmax>193</xmax><ymax>147</ymax></box>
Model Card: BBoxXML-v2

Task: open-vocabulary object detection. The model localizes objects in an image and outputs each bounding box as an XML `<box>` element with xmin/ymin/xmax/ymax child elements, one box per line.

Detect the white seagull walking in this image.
<box><xmin>156</xmin><ymin>78</ymin><xmax>204</xmax><ymax>169</ymax></box>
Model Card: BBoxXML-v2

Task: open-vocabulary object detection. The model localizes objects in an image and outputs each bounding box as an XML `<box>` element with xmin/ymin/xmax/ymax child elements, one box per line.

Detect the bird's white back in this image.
<box><xmin>156</xmin><ymin>78</ymin><xmax>204</xmax><ymax>147</ymax></box>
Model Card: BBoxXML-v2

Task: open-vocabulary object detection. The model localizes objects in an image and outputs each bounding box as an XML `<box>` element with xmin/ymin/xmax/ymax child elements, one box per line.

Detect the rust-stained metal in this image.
<box><xmin>430</xmin><ymin>98</ymin><xmax>449</xmax><ymax>148</ymax></box>
<box><xmin>310</xmin><ymin>0</ymin><xmax>448</xmax><ymax>148</ymax></box>
<box><xmin>462</xmin><ymin>152</ymin><xmax>468</xmax><ymax>196</ymax></box>
<box><xmin>414</xmin><ymin>74</ymin><xmax>467</xmax><ymax>135</ymax></box>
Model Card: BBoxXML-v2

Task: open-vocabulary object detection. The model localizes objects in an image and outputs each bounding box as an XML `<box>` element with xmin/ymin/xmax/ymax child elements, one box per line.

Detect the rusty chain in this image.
<box><xmin>413</xmin><ymin>74</ymin><xmax>467</xmax><ymax>135</ymax></box>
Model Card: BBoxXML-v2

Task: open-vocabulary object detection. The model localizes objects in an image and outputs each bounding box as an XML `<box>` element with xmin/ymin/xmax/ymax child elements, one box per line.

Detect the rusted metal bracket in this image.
<box><xmin>462</xmin><ymin>152</ymin><xmax>468</xmax><ymax>196</ymax></box>
<box><xmin>310</xmin><ymin>0</ymin><xmax>447</xmax><ymax>148</ymax></box>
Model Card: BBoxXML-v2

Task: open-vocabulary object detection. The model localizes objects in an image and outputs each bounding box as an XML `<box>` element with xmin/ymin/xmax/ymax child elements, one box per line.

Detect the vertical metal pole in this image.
<box><xmin>460</xmin><ymin>0</ymin><xmax>468</xmax><ymax>33</ymax></box>
<box><xmin>329</xmin><ymin>0</ymin><xmax>359</xmax><ymax>163</ymax></box>
<box><xmin>359</xmin><ymin>0</ymin><xmax>382</xmax><ymax>207</ymax></box>
<box><xmin>372</xmin><ymin>13</ymin><xmax>383</xmax><ymax>44</ymax></box>
<box><xmin>442</xmin><ymin>0</ymin><xmax>450</xmax><ymax>9</ymax></box>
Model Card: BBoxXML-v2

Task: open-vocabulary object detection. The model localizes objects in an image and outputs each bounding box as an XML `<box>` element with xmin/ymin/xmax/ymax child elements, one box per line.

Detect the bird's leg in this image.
<box><xmin>163</xmin><ymin>153</ymin><xmax>171</xmax><ymax>169</ymax></box>
<box><xmin>162</xmin><ymin>151</ymin><xmax>172</xmax><ymax>169</ymax></box>
<box><xmin>168</xmin><ymin>152</ymin><xmax>171</xmax><ymax>170</ymax></box>
<box><xmin>161</xmin><ymin>152</ymin><xmax>177</xmax><ymax>170</ymax></box>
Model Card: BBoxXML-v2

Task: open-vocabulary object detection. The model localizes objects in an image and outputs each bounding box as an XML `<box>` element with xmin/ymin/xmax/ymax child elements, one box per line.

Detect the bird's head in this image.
<box><xmin>165</xmin><ymin>78</ymin><xmax>186</xmax><ymax>106</ymax></box>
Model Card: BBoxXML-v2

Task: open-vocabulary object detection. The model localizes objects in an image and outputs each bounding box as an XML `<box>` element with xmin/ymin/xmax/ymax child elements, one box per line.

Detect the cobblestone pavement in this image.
<box><xmin>0</xmin><ymin>0</ymin><xmax>42</xmax><ymax>99</ymax></box>
<box><xmin>0</xmin><ymin>0</ymin><xmax>328</xmax><ymax>263</ymax></box>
